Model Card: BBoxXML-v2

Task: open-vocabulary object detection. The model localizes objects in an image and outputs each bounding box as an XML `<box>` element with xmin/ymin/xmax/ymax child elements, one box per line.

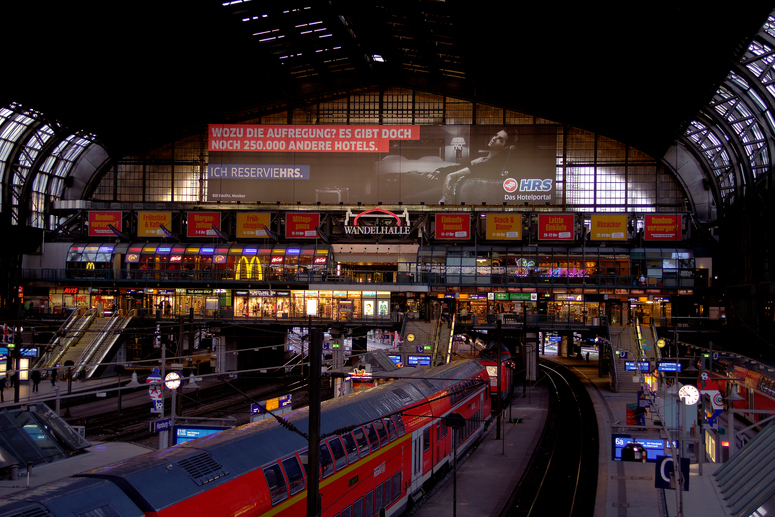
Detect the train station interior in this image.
<box><xmin>2</xmin><ymin>3</ymin><xmax>775</xmax><ymax>517</ymax></box>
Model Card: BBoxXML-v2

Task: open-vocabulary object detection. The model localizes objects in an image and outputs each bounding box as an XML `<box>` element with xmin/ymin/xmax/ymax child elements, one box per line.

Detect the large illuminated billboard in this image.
<box><xmin>207</xmin><ymin>124</ymin><xmax>556</xmax><ymax>206</ymax></box>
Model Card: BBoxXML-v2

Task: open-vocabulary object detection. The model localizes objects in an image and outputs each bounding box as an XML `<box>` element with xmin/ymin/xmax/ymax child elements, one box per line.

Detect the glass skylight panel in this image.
<box><xmin>762</xmin><ymin>14</ymin><xmax>775</xmax><ymax>38</ymax></box>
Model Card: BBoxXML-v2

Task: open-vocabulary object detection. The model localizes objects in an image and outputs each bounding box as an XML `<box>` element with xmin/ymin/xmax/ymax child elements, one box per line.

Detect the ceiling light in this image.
<box><xmin>372</xmin><ymin>54</ymin><xmax>385</xmax><ymax>63</ymax></box>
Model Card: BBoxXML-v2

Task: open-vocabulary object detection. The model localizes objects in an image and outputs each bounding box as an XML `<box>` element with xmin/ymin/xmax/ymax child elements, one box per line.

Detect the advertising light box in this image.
<box><xmin>207</xmin><ymin>124</ymin><xmax>557</xmax><ymax>206</ymax></box>
<box><xmin>88</xmin><ymin>211</ymin><xmax>122</xmax><ymax>237</ymax></box>
<box><xmin>644</xmin><ymin>214</ymin><xmax>682</xmax><ymax>241</ymax></box>
<box><xmin>538</xmin><ymin>214</ymin><xmax>574</xmax><ymax>240</ymax></box>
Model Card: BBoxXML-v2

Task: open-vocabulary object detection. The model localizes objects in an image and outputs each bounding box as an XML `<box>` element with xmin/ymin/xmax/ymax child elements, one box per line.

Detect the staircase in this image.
<box><xmin>609</xmin><ymin>325</ymin><xmax>646</xmax><ymax>393</ymax></box>
<box><xmin>36</xmin><ymin>309</ymin><xmax>133</xmax><ymax>379</ymax></box>
<box><xmin>403</xmin><ymin>316</ymin><xmax>452</xmax><ymax>365</ymax></box>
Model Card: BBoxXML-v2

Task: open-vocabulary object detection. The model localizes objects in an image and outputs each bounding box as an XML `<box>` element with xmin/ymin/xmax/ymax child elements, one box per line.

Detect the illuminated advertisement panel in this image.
<box><xmin>644</xmin><ymin>214</ymin><xmax>681</xmax><ymax>241</ymax></box>
<box><xmin>235</xmin><ymin>212</ymin><xmax>272</xmax><ymax>238</ymax></box>
<box><xmin>207</xmin><ymin>125</ymin><xmax>556</xmax><ymax>205</ymax></box>
<box><xmin>538</xmin><ymin>213</ymin><xmax>574</xmax><ymax>240</ymax></box>
<box><xmin>435</xmin><ymin>214</ymin><xmax>470</xmax><ymax>240</ymax></box>
<box><xmin>187</xmin><ymin>212</ymin><xmax>221</xmax><ymax>238</ymax></box>
<box><xmin>486</xmin><ymin>213</ymin><xmax>522</xmax><ymax>240</ymax></box>
<box><xmin>589</xmin><ymin>214</ymin><xmax>628</xmax><ymax>241</ymax></box>
<box><xmin>286</xmin><ymin>213</ymin><xmax>320</xmax><ymax>239</ymax></box>
<box><xmin>137</xmin><ymin>212</ymin><xmax>172</xmax><ymax>238</ymax></box>
<box><xmin>88</xmin><ymin>211</ymin><xmax>121</xmax><ymax>237</ymax></box>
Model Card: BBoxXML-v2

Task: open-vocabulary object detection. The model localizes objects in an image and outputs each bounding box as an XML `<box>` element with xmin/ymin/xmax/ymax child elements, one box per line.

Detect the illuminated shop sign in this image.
<box><xmin>343</xmin><ymin>208</ymin><xmax>412</xmax><ymax>236</ymax></box>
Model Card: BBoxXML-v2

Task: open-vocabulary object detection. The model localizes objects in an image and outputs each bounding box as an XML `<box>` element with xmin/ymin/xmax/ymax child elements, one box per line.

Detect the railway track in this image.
<box><xmin>502</xmin><ymin>359</ymin><xmax>599</xmax><ymax>517</ymax></box>
<box><xmin>69</xmin><ymin>375</ymin><xmax>327</xmax><ymax>446</ymax></box>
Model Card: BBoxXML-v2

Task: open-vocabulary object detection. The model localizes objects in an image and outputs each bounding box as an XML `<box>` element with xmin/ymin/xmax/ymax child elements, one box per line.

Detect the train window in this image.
<box><xmin>341</xmin><ymin>432</ymin><xmax>360</xmax><ymax>464</ymax></box>
<box><xmin>364</xmin><ymin>490</ymin><xmax>374</xmax><ymax>517</ymax></box>
<box><xmin>282</xmin><ymin>455</ymin><xmax>306</xmax><ymax>496</ymax></box>
<box><xmin>328</xmin><ymin>437</ymin><xmax>347</xmax><ymax>471</ymax></box>
<box><xmin>383</xmin><ymin>417</ymin><xmax>397</xmax><ymax>442</ymax></box>
<box><xmin>352</xmin><ymin>426</ymin><xmax>371</xmax><ymax>458</ymax></box>
<box><xmin>384</xmin><ymin>477</ymin><xmax>393</xmax><ymax>506</ymax></box>
<box><xmin>263</xmin><ymin>463</ymin><xmax>288</xmax><ymax>505</ymax></box>
<box><xmin>392</xmin><ymin>414</ymin><xmax>406</xmax><ymax>437</ymax></box>
<box><xmin>299</xmin><ymin>449</ymin><xmax>320</xmax><ymax>480</ymax></box>
<box><xmin>373</xmin><ymin>419</ymin><xmax>389</xmax><ymax>447</ymax></box>
<box><xmin>374</xmin><ymin>481</ymin><xmax>383</xmax><ymax>514</ymax></box>
<box><xmin>353</xmin><ymin>496</ymin><xmax>364</xmax><ymax>517</ymax></box>
<box><xmin>320</xmin><ymin>442</ymin><xmax>335</xmax><ymax>478</ymax></box>
<box><xmin>363</xmin><ymin>423</ymin><xmax>380</xmax><ymax>452</ymax></box>
<box><xmin>423</xmin><ymin>427</ymin><xmax>430</xmax><ymax>452</ymax></box>
<box><xmin>392</xmin><ymin>472</ymin><xmax>401</xmax><ymax>501</ymax></box>
<box><xmin>341</xmin><ymin>505</ymin><xmax>352</xmax><ymax>517</ymax></box>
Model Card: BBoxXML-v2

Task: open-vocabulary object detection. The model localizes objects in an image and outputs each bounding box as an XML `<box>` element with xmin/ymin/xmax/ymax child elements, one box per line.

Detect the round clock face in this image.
<box><xmin>678</xmin><ymin>385</ymin><xmax>700</xmax><ymax>405</ymax></box>
<box><xmin>406</xmin><ymin>333</ymin><xmax>416</xmax><ymax>342</ymax></box>
<box><xmin>164</xmin><ymin>372</ymin><xmax>182</xmax><ymax>390</ymax></box>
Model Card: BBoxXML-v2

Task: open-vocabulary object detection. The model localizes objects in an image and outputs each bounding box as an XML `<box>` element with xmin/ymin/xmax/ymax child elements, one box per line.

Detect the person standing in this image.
<box><xmin>0</xmin><ymin>376</ymin><xmax>5</xmax><ymax>402</ymax></box>
<box><xmin>50</xmin><ymin>365</ymin><xmax>58</xmax><ymax>386</ymax></box>
<box><xmin>30</xmin><ymin>369</ymin><xmax>41</xmax><ymax>392</ymax></box>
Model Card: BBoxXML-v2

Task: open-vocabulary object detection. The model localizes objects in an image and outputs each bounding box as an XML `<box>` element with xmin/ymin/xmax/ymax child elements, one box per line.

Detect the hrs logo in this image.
<box><xmin>519</xmin><ymin>179</ymin><xmax>553</xmax><ymax>192</ymax></box>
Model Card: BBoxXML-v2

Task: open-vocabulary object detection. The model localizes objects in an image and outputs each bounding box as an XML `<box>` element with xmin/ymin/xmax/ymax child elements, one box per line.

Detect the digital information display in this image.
<box><xmin>407</xmin><ymin>355</ymin><xmax>431</xmax><ymax>366</ymax></box>
<box><xmin>657</xmin><ymin>362</ymin><xmax>681</xmax><ymax>372</ymax></box>
<box><xmin>174</xmin><ymin>425</ymin><xmax>232</xmax><ymax>445</ymax></box>
<box><xmin>611</xmin><ymin>433</ymin><xmax>678</xmax><ymax>462</ymax></box>
<box><xmin>624</xmin><ymin>361</ymin><xmax>651</xmax><ymax>371</ymax></box>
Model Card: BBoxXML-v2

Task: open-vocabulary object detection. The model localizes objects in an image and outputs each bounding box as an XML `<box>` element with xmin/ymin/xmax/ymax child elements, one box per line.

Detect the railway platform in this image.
<box><xmin>414</xmin><ymin>353</ymin><xmax>732</xmax><ymax>517</ymax></box>
<box><xmin>410</xmin><ymin>381</ymin><xmax>551</xmax><ymax>517</ymax></box>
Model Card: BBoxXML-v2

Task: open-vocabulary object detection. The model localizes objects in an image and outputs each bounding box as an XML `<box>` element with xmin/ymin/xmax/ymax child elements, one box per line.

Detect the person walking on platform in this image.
<box><xmin>0</xmin><ymin>376</ymin><xmax>5</xmax><ymax>402</ymax></box>
<box><xmin>50</xmin><ymin>366</ymin><xmax>58</xmax><ymax>386</ymax></box>
<box><xmin>30</xmin><ymin>370</ymin><xmax>41</xmax><ymax>392</ymax></box>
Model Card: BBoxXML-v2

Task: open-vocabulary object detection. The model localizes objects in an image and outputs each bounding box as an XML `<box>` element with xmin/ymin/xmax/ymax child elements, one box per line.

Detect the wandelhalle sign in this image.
<box><xmin>343</xmin><ymin>208</ymin><xmax>412</xmax><ymax>237</ymax></box>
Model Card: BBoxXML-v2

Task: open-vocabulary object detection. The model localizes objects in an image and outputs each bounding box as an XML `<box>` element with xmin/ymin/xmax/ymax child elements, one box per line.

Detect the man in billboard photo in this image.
<box><xmin>430</xmin><ymin>129</ymin><xmax>513</xmax><ymax>203</ymax></box>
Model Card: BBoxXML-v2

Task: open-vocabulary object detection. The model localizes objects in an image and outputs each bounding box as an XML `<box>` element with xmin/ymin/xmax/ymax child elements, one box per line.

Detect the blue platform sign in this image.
<box><xmin>149</xmin><ymin>418</ymin><xmax>171</xmax><ymax>433</ymax></box>
<box><xmin>655</xmin><ymin>456</ymin><xmax>690</xmax><ymax>490</ymax></box>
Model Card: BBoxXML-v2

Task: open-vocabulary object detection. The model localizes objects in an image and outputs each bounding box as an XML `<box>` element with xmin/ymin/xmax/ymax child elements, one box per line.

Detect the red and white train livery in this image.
<box><xmin>0</xmin><ymin>359</ymin><xmax>491</xmax><ymax>517</ymax></box>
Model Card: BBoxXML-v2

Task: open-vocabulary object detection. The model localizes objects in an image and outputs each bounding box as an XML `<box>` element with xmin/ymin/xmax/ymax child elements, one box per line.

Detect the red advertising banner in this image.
<box><xmin>88</xmin><ymin>211</ymin><xmax>122</xmax><ymax>237</ymax></box>
<box><xmin>435</xmin><ymin>214</ymin><xmax>471</xmax><ymax>239</ymax></box>
<box><xmin>208</xmin><ymin>124</ymin><xmax>420</xmax><ymax>153</ymax></box>
<box><xmin>538</xmin><ymin>214</ymin><xmax>575</xmax><ymax>240</ymax></box>
<box><xmin>286</xmin><ymin>213</ymin><xmax>320</xmax><ymax>239</ymax></box>
<box><xmin>187</xmin><ymin>212</ymin><xmax>221</xmax><ymax>238</ymax></box>
<box><xmin>644</xmin><ymin>214</ymin><xmax>682</xmax><ymax>241</ymax></box>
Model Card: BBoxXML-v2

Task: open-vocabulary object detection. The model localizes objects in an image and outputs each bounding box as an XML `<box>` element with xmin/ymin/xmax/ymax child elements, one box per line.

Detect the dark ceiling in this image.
<box><xmin>2</xmin><ymin>2</ymin><xmax>771</xmax><ymax>159</ymax></box>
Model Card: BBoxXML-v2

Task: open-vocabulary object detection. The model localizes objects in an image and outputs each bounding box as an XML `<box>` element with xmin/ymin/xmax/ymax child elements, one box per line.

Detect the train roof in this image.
<box><xmin>0</xmin><ymin>477</ymin><xmax>144</xmax><ymax>517</ymax></box>
<box><xmin>78</xmin><ymin>359</ymin><xmax>485</xmax><ymax>512</ymax></box>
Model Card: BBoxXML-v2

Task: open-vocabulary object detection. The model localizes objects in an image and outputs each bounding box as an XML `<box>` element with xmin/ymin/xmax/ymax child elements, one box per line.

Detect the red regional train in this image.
<box><xmin>718</xmin><ymin>359</ymin><xmax>775</xmax><ymax>428</ymax></box>
<box><xmin>476</xmin><ymin>342</ymin><xmax>515</xmax><ymax>410</ymax></box>
<box><xmin>0</xmin><ymin>359</ymin><xmax>491</xmax><ymax>517</ymax></box>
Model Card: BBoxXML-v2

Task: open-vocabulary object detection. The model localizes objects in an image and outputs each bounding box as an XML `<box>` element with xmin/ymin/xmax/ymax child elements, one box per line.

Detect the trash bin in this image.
<box><xmin>591</xmin><ymin>317</ymin><xmax>600</xmax><ymax>326</ymax></box>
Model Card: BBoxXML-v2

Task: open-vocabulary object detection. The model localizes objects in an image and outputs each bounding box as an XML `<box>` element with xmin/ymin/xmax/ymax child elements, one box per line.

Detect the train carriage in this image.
<box><xmin>0</xmin><ymin>360</ymin><xmax>490</xmax><ymax>517</ymax></box>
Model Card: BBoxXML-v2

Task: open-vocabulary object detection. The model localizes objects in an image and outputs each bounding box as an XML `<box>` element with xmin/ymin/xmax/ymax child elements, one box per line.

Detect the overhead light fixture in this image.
<box><xmin>372</xmin><ymin>54</ymin><xmax>385</xmax><ymax>62</ymax></box>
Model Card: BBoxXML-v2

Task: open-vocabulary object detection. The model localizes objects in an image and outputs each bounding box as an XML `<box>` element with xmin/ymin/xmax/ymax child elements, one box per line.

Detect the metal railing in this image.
<box><xmin>21</xmin><ymin>267</ymin><xmax>649</xmax><ymax>289</ymax></box>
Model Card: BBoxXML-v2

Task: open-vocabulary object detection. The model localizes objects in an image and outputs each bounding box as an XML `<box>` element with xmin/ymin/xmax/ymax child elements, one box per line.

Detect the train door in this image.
<box><xmin>436</xmin><ymin>419</ymin><xmax>448</xmax><ymax>465</ymax></box>
<box><xmin>410</xmin><ymin>425</ymin><xmax>430</xmax><ymax>495</ymax></box>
